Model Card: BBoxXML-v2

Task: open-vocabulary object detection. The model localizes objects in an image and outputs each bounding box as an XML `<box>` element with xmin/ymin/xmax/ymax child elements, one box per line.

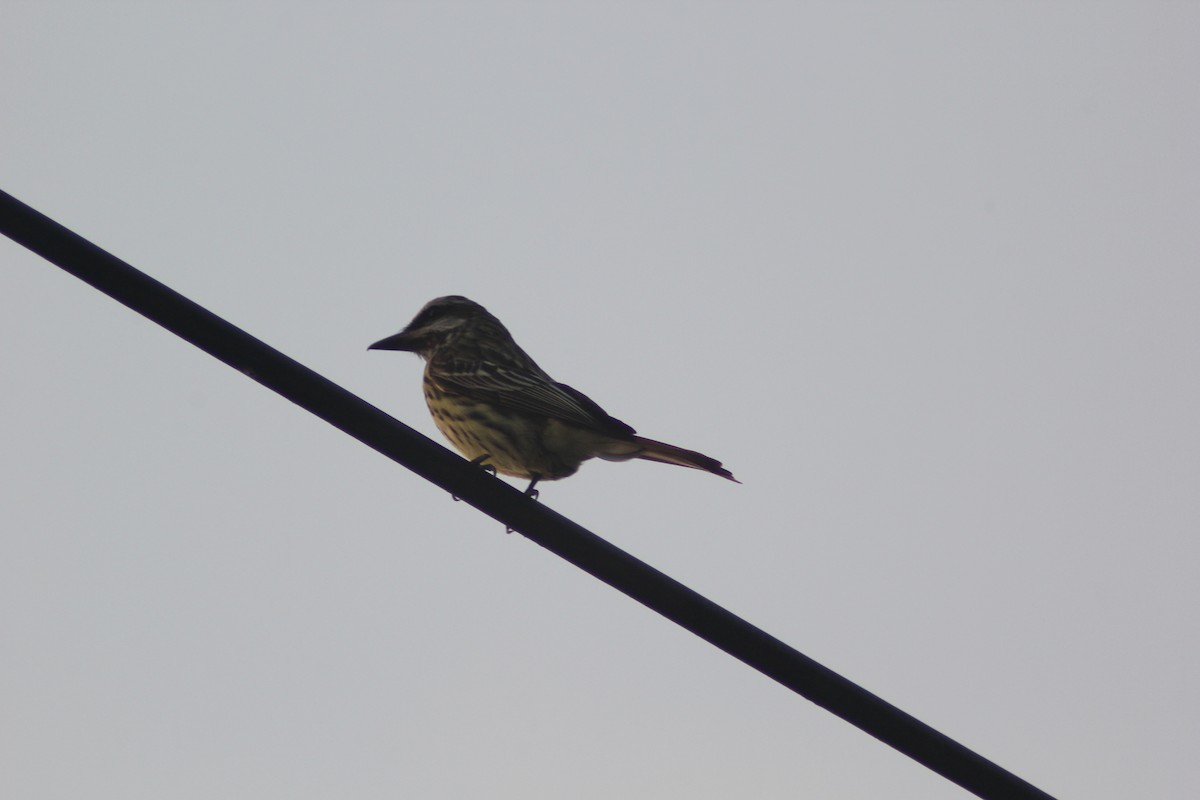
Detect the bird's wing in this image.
<box><xmin>432</xmin><ymin>359</ymin><xmax>635</xmax><ymax>437</ymax></box>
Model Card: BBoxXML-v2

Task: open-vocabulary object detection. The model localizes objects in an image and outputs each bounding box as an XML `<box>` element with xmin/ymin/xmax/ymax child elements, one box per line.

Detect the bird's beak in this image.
<box><xmin>368</xmin><ymin>331</ymin><xmax>416</xmax><ymax>351</ymax></box>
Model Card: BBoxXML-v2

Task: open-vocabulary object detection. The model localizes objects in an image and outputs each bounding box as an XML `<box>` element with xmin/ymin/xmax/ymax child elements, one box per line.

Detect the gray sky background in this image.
<box><xmin>3</xmin><ymin>4</ymin><xmax>1198</xmax><ymax>798</ymax></box>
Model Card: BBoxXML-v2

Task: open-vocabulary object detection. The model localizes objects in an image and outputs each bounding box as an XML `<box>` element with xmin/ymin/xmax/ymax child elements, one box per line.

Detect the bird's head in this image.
<box><xmin>369</xmin><ymin>295</ymin><xmax>492</xmax><ymax>358</ymax></box>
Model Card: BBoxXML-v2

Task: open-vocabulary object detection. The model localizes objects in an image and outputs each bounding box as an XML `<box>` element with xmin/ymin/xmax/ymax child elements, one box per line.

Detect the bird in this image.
<box><xmin>369</xmin><ymin>295</ymin><xmax>738</xmax><ymax>497</ymax></box>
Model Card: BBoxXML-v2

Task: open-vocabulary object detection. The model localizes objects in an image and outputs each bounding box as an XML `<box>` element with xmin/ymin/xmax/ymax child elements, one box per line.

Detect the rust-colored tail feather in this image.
<box><xmin>631</xmin><ymin>436</ymin><xmax>739</xmax><ymax>483</ymax></box>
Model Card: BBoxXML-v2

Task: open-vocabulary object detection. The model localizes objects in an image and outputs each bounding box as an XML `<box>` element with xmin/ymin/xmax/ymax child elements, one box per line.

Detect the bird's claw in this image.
<box><xmin>523</xmin><ymin>476</ymin><xmax>541</xmax><ymax>502</ymax></box>
<box><xmin>469</xmin><ymin>454</ymin><xmax>496</xmax><ymax>472</ymax></box>
<box><xmin>504</xmin><ymin>478</ymin><xmax>542</xmax><ymax>532</ymax></box>
<box><xmin>453</xmin><ymin>455</ymin><xmax>501</xmax><ymax>501</ymax></box>
<box><xmin>454</xmin><ymin>454</ymin><xmax>498</xmax><ymax>500</ymax></box>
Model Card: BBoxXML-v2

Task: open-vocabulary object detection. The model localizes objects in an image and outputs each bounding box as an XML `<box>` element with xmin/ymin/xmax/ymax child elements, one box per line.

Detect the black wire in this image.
<box><xmin>1</xmin><ymin>188</ymin><xmax>1056</xmax><ymax>800</ymax></box>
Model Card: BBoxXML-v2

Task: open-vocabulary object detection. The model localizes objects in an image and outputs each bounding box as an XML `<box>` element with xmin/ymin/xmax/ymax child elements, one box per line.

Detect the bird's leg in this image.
<box><xmin>504</xmin><ymin>475</ymin><xmax>542</xmax><ymax>534</ymax></box>
<box><xmin>453</xmin><ymin>454</ymin><xmax>497</xmax><ymax>501</ymax></box>
<box><xmin>469</xmin><ymin>453</ymin><xmax>497</xmax><ymax>476</ymax></box>
<box><xmin>523</xmin><ymin>475</ymin><xmax>541</xmax><ymax>501</ymax></box>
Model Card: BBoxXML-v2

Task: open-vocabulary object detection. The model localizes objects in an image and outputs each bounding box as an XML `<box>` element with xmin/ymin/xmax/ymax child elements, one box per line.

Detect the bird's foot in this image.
<box><xmin>453</xmin><ymin>454</ymin><xmax>496</xmax><ymax>501</ymax></box>
<box><xmin>469</xmin><ymin>453</ymin><xmax>497</xmax><ymax>474</ymax></box>
<box><xmin>504</xmin><ymin>476</ymin><xmax>542</xmax><ymax>533</ymax></box>
<box><xmin>523</xmin><ymin>476</ymin><xmax>541</xmax><ymax>502</ymax></box>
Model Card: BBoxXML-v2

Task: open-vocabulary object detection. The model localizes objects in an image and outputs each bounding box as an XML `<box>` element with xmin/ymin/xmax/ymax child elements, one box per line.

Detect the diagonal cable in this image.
<box><xmin>1</xmin><ymin>188</ymin><xmax>1055</xmax><ymax>800</ymax></box>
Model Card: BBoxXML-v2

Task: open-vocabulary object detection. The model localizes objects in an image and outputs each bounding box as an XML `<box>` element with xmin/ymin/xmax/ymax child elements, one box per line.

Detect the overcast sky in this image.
<box><xmin>3</xmin><ymin>3</ymin><xmax>1198</xmax><ymax>798</ymax></box>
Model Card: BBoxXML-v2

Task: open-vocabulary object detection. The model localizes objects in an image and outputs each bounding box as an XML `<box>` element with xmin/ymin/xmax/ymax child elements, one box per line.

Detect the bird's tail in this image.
<box><xmin>628</xmin><ymin>435</ymin><xmax>740</xmax><ymax>483</ymax></box>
